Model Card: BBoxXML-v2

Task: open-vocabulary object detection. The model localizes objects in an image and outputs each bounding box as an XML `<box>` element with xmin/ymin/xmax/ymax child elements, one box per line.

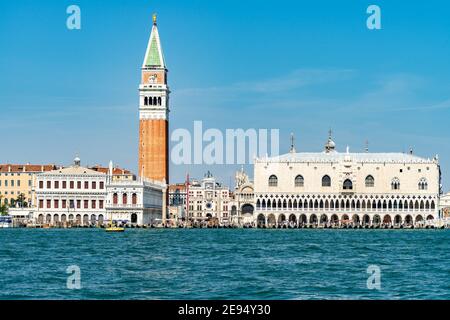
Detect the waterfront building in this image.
<box><xmin>230</xmin><ymin>167</ymin><xmax>255</xmax><ymax>225</ymax></box>
<box><xmin>169</xmin><ymin>183</ymin><xmax>187</xmax><ymax>207</ymax></box>
<box><xmin>34</xmin><ymin>157</ymin><xmax>108</xmax><ymax>226</ymax></box>
<box><xmin>138</xmin><ymin>14</ymin><xmax>169</xmax><ymax>184</ymax></box>
<box><xmin>0</xmin><ymin>164</ymin><xmax>57</xmax><ymax>208</ymax></box>
<box><xmin>187</xmin><ymin>171</ymin><xmax>231</xmax><ymax>224</ymax></box>
<box><xmin>253</xmin><ymin>133</ymin><xmax>441</xmax><ymax>227</ymax></box>
<box><xmin>105</xmin><ymin>161</ymin><xmax>166</xmax><ymax>226</ymax></box>
<box><xmin>33</xmin><ymin>157</ymin><xmax>165</xmax><ymax>226</ymax></box>
<box><xmin>168</xmin><ymin>183</ymin><xmax>187</xmax><ymax>221</ymax></box>
<box><xmin>440</xmin><ymin>192</ymin><xmax>450</xmax><ymax>223</ymax></box>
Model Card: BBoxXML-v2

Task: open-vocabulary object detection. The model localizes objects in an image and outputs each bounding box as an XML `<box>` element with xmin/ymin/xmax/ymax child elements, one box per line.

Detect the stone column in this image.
<box><xmin>162</xmin><ymin>186</ymin><xmax>167</xmax><ymax>225</ymax></box>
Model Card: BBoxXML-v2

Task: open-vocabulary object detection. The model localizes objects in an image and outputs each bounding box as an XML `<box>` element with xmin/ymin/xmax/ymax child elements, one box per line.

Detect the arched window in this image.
<box><xmin>157</xmin><ymin>97</ymin><xmax>162</xmax><ymax>105</ymax></box>
<box><xmin>391</xmin><ymin>177</ymin><xmax>400</xmax><ymax>190</ymax></box>
<box><xmin>148</xmin><ymin>97</ymin><xmax>153</xmax><ymax>105</ymax></box>
<box><xmin>132</xmin><ymin>193</ymin><xmax>137</xmax><ymax>205</ymax></box>
<box><xmin>122</xmin><ymin>193</ymin><xmax>128</xmax><ymax>205</ymax></box>
<box><xmin>322</xmin><ymin>175</ymin><xmax>331</xmax><ymax>187</ymax></box>
<box><xmin>343</xmin><ymin>179</ymin><xmax>353</xmax><ymax>190</ymax></box>
<box><xmin>418</xmin><ymin>178</ymin><xmax>428</xmax><ymax>190</ymax></box>
<box><xmin>294</xmin><ymin>175</ymin><xmax>304</xmax><ymax>187</ymax></box>
<box><xmin>113</xmin><ymin>193</ymin><xmax>118</xmax><ymax>205</ymax></box>
<box><xmin>365</xmin><ymin>175</ymin><xmax>375</xmax><ymax>187</ymax></box>
<box><xmin>144</xmin><ymin>97</ymin><xmax>148</xmax><ymax>105</ymax></box>
<box><xmin>153</xmin><ymin>97</ymin><xmax>157</xmax><ymax>105</ymax></box>
<box><xmin>268</xmin><ymin>175</ymin><xmax>278</xmax><ymax>187</ymax></box>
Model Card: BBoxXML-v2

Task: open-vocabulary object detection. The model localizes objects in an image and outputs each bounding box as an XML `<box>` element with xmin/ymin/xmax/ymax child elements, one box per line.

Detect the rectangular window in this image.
<box><xmin>17</xmin><ymin>180</ymin><xmax>20</xmax><ymax>187</ymax></box>
<box><xmin>70</xmin><ymin>200</ymin><xmax>75</xmax><ymax>208</ymax></box>
<box><xmin>99</xmin><ymin>200</ymin><xmax>104</xmax><ymax>209</ymax></box>
<box><xmin>46</xmin><ymin>199</ymin><xmax>51</xmax><ymax>208</ymax></box>
<box><xmin>84</xmin><ymin>200</ymin><xmax>88</xmax><ymax>209</ymax></box>
<box><xmin>39</xmin><ymin>181</ymin><xmax>43</xmax><ymax>189</ymax></box>
<box><xmin>62</xmin><ymin>181</ymin><xmax>67</xmax><ymax>189</ymax></box>
<box><xmin>54</xmin><ymin>200</ymin><xmax>59</xmax><ymax>208</ymax></box>
<box><xmin>4</xmin><ymin>180</ymin><xmax>7</xmax><ymax>187</ymax></box>
<box><xmin>54</xmin><ymin>181</ymin><xmax>59</xmax><ymax>189</ymax></box>
<box><xmin>76</xmin><ymin>200</ymin><xmax>81</xmax><ymax>208</ymax></box>
<box><xmin>39</xmin><ymin>200</ymin><xmax>43</xmax><ymax>208</ymax></box>
<box><xmin>11</xmin><ymin>180</ymin><xmax>14</xmax><ymax>187</ymax></box>
<box><xmin>100</xmin><ymin>181</ymin><xmax>104</xmax><ymax>189</ymax></box>
<box><xmin>92</xmin><ymin>181</ymin><xmax>96</xmax><ymax>189</ymax></box>
<box><xmin>77</xmin><ymin>181</ymin><xmax>81</xmax><ymax>189</ymax></box>
<box><xmin>28</xmin><ymin>180</ymin><xmax>32</xmax><ymax>187</ymax></box>
<box><xmin>92</xmin><ymin>200</ymin><xmax>96</xmax><ymax>209</ymax></box>
<box><xmin>84</xmin><ymin>181</ymin><xmax>89</xmax><ymax>189</ymax></box>
<box><xmin>62</xmin><ymin>199</ymin><xmax>67</xmax><ymax>209</ymax></box>
<box><xmin>47</xmin><ymin>181</ymin><xmax>51</xmax><ymax>189</ymax></box>
<box><xmin>70</xmin><ymin>181</ymin><xmax>74</xmax><ymax>189</ymax></box>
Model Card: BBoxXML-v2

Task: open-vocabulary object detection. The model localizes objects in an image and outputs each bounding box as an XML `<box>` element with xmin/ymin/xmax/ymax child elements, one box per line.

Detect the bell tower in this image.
<box><xmin>138</xmin><ymin>14</ymin><xmax>169</xmax><ymax>183</ymax></box>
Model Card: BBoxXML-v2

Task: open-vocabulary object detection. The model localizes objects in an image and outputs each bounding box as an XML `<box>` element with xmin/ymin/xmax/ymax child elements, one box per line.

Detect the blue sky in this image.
<box><xmin>1</xmin><ymin>0</ymin><xmax>449</xmax><ymax>190</ymax></box>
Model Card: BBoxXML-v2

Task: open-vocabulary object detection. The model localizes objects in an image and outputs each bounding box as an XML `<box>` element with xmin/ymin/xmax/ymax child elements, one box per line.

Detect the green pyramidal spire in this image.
<box><xmin>143</xmin><ymin>14</ymin><xmax>166</xmax><ymax>68</ymax></box>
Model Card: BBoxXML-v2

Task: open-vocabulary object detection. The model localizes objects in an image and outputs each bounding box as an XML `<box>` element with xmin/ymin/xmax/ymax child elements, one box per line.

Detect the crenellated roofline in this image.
<box><xmin>255</xmin><ymin>152</ymin><xmax>439</xmax><ymax>164</ymax></box>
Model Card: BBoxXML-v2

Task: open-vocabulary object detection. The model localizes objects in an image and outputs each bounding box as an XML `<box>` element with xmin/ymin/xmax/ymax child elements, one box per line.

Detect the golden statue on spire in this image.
<box><xmin>152</xmin><ymin>13</ymin><xmax>157</xmax><ymax>25</ymax></box>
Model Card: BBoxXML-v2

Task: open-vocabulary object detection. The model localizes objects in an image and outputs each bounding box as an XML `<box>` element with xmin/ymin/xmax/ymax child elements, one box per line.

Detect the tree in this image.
<box><xmin>0</xmin><ymin>195</ymin><xmax>8</xmax><ymax>216</ymax></box>
<box><xmin>15</xmin><ymin>193</ymin><xmax>27</xmax><ymax>208</ymax></box>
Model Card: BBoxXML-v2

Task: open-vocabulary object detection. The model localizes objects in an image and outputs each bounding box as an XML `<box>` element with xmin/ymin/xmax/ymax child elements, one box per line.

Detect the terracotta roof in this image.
<box><xmin>168</xmin><ymin>183</ymin><xmax>187</xmax><ymax>192</ymax></box>
<box><xmin>89</xmin><ymin>165</ymin><xmax>133</xmax><ymax>175</ymax></box>
<box><xmin>0</xmin><ymin>164</ymin><xmax>57</xmax><ymax>173</ymax></box>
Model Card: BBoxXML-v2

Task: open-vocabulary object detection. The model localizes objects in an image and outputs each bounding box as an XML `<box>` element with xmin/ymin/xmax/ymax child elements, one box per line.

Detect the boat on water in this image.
<box><xmin>105</xmin><ymin>213</ymin><xmax>124</xmax><ymax>232</ymax></box>
<box><xmin>105</xmin><ymin>226</ymin><xmax>125</xmax><ymax>232</ymax></box>
<box><xmin>0</xmin><ymin>216</ymin><xmax>13</xmax><ymax>228</ymax></box>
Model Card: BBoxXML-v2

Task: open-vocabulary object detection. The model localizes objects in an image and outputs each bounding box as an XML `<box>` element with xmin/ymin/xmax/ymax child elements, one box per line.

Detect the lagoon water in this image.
<box><xmin>0</xmin><ymin>229</ymin><xmax>449</xmax><ymax>300</ymax></box>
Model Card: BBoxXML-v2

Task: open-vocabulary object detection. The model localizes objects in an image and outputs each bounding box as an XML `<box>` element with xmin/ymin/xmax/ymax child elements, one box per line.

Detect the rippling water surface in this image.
<box><xmin>0</xmin><ymin>229</ymin><xmax>449</xmax><ymax>299</ymax></box>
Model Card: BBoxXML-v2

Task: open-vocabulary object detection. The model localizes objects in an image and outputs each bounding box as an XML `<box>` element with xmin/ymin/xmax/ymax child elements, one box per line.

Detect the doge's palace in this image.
<box><xmin>253</xmin><ymin>133</ymin><xmax>441</xmax><ymax>228</ymax></box>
